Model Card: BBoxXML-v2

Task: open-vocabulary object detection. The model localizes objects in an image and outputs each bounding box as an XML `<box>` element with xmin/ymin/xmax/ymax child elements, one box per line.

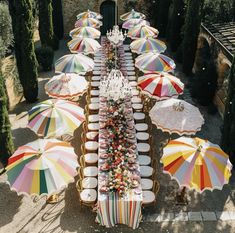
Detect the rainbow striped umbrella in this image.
<box><xmin>135</xmin><ymin>52</ymin><xmax>176</xmax><ymax>73</ymax></box>
<box><xmin>45</xmin><ymin>73</ymin><xmax>88</xmax><ymax>100</ymax></box>
<box><xmin>6</xmin><ymin>139</ymin><xmax>78</xmax><ymax>196</ymax></box>
<box><xmin>127</xmin><ymin>25</ymin><xmax>159</xmax><ymax>39</ymax></box>
<box><xmin>122</xmin><ymin>19</ymin><xmax>150</xmax><ymax>29</ymax></box>
<box><xmin>68</xmin><ymin>37</ymin><xmax>101</xmax><ymax>55</ymax></box>
<box><xmin>69</xmin><ymin>26</ymin><xmax>101</xmax><ymax>39</ymax></box>
<box><xmin>130</xmin><ymin>37</ymin><xmax>166</xmax><ymax>54</ymax></box>
<box><xmin>77</xmin><ymin>9</ymin><xmax>103</xmax><ymax>20</ymax></box>
<box><xmin>120</xmin><ymin>9</ymin><xmax>146</xmax><ymax>21</ymax></box>
<box><xmin>161</xmin><ymin>137</ymin><xmax>232</xmax><ymax>193</ymax></box>
<box><xmin>75</xmin><ymin>18</ymin><xmax>102</xmax><ymax>28</ymax></box>
<box><xmin>28</xmin><ymin>99</ymin><xmax>85</xmax><ymax>138</ymax></box>
<box><xmin>138</xmin><ymin>72</ymin><xmax>184</xmax><ymax>100</ymax></box>
<box><xmin>149</xmin><ymin>99</ymin><xmax>204</xmax><ymax>135</ymax></box>
<box><xmin>55</xmin><ymin>54</ymin><xmax>94</xmax><ymax>74</ymax></box>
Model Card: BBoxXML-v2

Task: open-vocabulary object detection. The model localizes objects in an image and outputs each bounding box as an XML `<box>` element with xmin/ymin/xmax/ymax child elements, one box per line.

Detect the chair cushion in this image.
<box><xmin>90</xmin><ymin>90</ymin><xmax>99</xmax><ymax>96</ymax></box>
<box><xmin>129</xmin><ymin>81</ymin><xmax>138</xmax><ymax>87</ymax></box>
<box><xmin>91</xmin><ymin>81</ymin><xmax>100</xmax><ymax>88</ymax></box>
<box><xmin>83</xmin><ymin>166</ymin><xmax>98</xmax><ymax>177</ymax></box>
<box><xmin>132</xmin><ymin>97</ymin><xmax>142</xmax><ymax>103</ymax></box>
<box><xmin>82</xmin><ymin>177</ymin><xmax>98</xmax><ymax>189</ymax></box>
<box><xmin>84</xmin><ymin>153</ymin><xmax>98</xmax><ymax>164</ymax></box>
<box><xmin>131</xmin><ymin>88</ymin><xmax>140</xmax><ymax>96</ymax></box>
<box><xmin>128</xmin><ymin>76</ymin><xmax>137</xmax><ymax>81</ymax></box>
<box><xmin>90</xmin><ymin>97</ymin><xmax>99</xmax><ymax>103</ymax></box>
<box><xmin>134</xmin><ymin>112</ymin><xmax>145</xmax><ymax>120</ymax></box>
<box><xmin>139</xmin><ymin>155</ymin><xmax>151</xmax><ymax>166</ymax></box>
<box><xmin>93</xmin><ymin>71</ymin><xmax>101</xmax><ymax>76</ymax></box>
<box><xmin>86</xmin><ymin>132</ymin><xmax>99</xmax><ymax>141</ymax></box>
<box><xmin>135</xmin><ymin>123</ymin><xmax>148</xmax><ymax>132</ymax></box>
<box><xmin>88</xmin><ymin>114</ymin><xmax>99</xmax><ymax>123</ymax></box>
<box><xmin>136</xmin><ymin>132</ymin><xmax>150</xmax><ymax>141</ymax></box>
<box><xmin>142</xmin><ymin>190</ymin><xmax>155</xmax><ymax>204</ymax></box>
<box><xmin>132</xmin><ymin>103</ymin><xmax>143</xmax><ymax>110</ymax></box>
<box><xmin>127</xmin><ymin>71</ymin><xmax>135</xmax><ymax>76</ymax></box>
<box><xmin>137</xmin><ymin>143</ymin><xmax>150</xmax><ymax>153</ymax></box>
<box><xmin>85</xmin><ymin>141</ymin><xmax>99</xmax><ymax>151</ymax></box>
<box><xmin>140</xmin><ymin>166</ymin><xmax>153</xmax><ymax>177</ymax></box>
<box><xmin>141</xmin><ymin>179</ymin><xmax>153</xmax><ymax>190</ymax></box>
<box><xmin>89</xmin><ymin>103</ymin><xmax>99</xmax><ymax>111</ymax></box>
<box><xmin>126</xmin><ymin>66</ymin><xmax>135</xmax><ymax>71</ymax></box>
<box><xmin>88</xmin><ymin>123</ymin><xmax>100</xmax><ymax>131</ymax></box>
<box><xmin>92</xmin><ymin>76</ymin><xmax>101</xmax><ymax>81</ymax></box>
<box><xmin>80</xmin><ymin>189</ymin><xmax>97</xmax><ymax>202</ymax></box>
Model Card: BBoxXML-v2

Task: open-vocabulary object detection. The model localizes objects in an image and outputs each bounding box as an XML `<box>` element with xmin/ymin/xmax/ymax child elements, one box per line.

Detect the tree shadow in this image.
<box><xmin>0</xmin><ymin>181</ymin><xmax>23</xmax><ymax>228</ymax></box>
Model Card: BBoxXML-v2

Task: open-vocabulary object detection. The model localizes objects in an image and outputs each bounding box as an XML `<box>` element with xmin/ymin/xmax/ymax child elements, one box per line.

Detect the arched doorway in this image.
<box><xmin>100</xmin><ymin>0</ymin><xmax>116</xmax><ymax>35</ymax></box>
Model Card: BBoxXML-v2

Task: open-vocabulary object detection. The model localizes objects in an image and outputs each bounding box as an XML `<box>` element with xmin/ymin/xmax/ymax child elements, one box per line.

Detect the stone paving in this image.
<box><xmin>0</xmin><ymin>40</ymin><xmax>235</xmax><ymax>233</ymax></box>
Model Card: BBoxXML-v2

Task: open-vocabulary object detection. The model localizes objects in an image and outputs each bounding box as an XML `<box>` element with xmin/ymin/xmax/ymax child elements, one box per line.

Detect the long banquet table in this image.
<box><xmin>95</xmin><ymin>38</ymin><xmax>143</xmax><ymax>229</ymax></box>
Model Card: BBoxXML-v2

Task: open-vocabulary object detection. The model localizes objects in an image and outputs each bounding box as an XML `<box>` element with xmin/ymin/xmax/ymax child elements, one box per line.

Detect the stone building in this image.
<box><xmin>62</xmin><ymin>0</ymin><xmax>127</xmax><ymax>36</ymax></box>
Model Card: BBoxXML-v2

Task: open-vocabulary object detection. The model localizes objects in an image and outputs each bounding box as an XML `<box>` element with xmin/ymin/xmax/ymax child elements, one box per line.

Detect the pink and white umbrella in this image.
<box><xmin>68</xmin><ymin>37</ymin><xmax>101</xmax><ymax>55</ymax></box>
<box><xmin>128</xmin><ymin>25</ymin><xmax>159</xmax><ymax>39</ymax></box>
<box><xmin>138</xmin><ymin>72</ymin><xmax>184</xmax><ymax>100</ymax></box>
<box><xmin>149</xmin><ymin>99</ymin><xmax>205</xmax><ymax>135</ymax></box>
<box><xmin>122</xmin><ymin>19</ymin><xmax>150</xmax><ymax>29</ymax></box>
<box><xmin>77</xmin><ymin>9</ymin><xmax>103</xmax><ymax>20</ymax></box>
<box><xmin>75</xmin><ymin>18</ymin><xmax>102</xmax><ymax>28</ymax></box>
<box><xmin>120</xmin><ymin>9</ymin><xmax>146</xmax><ymax>21</ymax></box>
<box><xmin>45</xmin><ymin>73</ymin><xmax>88</xmax><ymax>100</ymax></box>
<box><xmin>69</xmin><ymin>26</ymin><xmax>101</xmax><ymax>39</ymax></box>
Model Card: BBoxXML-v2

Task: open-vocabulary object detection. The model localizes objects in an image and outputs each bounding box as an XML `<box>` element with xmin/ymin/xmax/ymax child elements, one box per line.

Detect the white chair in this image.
<box><xmin>88</xmin><ymin>123</ymin><xmax>100</xmax><ymax>131</ymax></box>
<box><xmin>132</xmin><ymin>103</ymin><xmax>143</xmax><ymax>111</ymax></box>
<box><xmin>88</xmin><ymin>103</ymin><xmax>99</xmax><ymax>111</ymax></box>
<box><xmin>80</xmin><ymin>189</ymin><xmax>97</xmax><ymax>202</ymax></box>
<box><xmin>129</xmin><ymin>81</ymin><xmax>138</xmax><ymax>87</ymax></box>
<box><xmin>83</xmin><ymin>166</ymin><xmax>98</xmax><ymax>177</ymax></box>
<box><xmin>85</xmin><ymin>141</ymin><xmax>99</xmax><ymax>152</ymax></box>
<box><xmin>136</xmin><ymin>132</ymin><xmax>149</xmax><ymax>141</ymax></box>
<box><xmin>84</xmin><ymin>153</ymin><xmax>98</xmax><ymax>164</ymax></box>
<box><xmin>141</xmin><ymin>179</ymin><xmax>153</xmax><ymax>190</ymax></box>
<box><xmin>91</xmin><ymin>81</ymin><xmax>100</xmax><ymax>88</ymax></box>
<box><xmin>86</xmin><ymin>131</ymin><xmax>99</xmax><ymax>141</ymax></box>
<box><xmin>135</xmin><ymin>123</ymin><xmax>148</xmax><ymax>132</ymax></box>
<box><xmin>127</xmin><ymin>71</ymin><xmax>135</xmax><ymax>76</ymax></box>
<box><xmin>139</xmin><ymin>155</ymin><xmax>151</xmax><ymax>166</ymax></box>
<box><xmin>140</xmin><ymin>166</ymin><xmax>153</xmax><ymax>178</ymax></box>
<box><xmin>88</xmin><ymin>114</ymin><xmax>99</xmax><ymax>123</ymax></box>
<box><xmin>126</xmin><ymin>66</ymin><xmax>135</xmax><ymax>71</ymax></box>
<box><xmin>132</xmin><ymin>97</ymin><xmax>142</xmax><ymax>103</ymax></box>
<box><xmin>137</xmin><ymin>143</ymin><xmax>150</xmax><ymax>153</ymax></box>
<box><xmin>82</xmin><ymin>177</ymin><xmax>98</xmax><ymax>189</ymax></box>
<box><xmin>128</xmin><ymin>76</ymin><xmax>137</xmax><ymax>81</ymax></box>
<box><xmin>142</xmin><ymin>190</ymin><xmax>155</xmax><ymax>205</ymax></box>
<box><xmin>92</xmin><ymin>76</ymin><xmax>101</xmax><ymax>81</ymax></box>
<box><xmin>93</xmin><ymin>71</ymin><xmax>101</xmax><ymax>76</ymax></box>
<box><xmin>90</xmin><ymin>97</ymin><xmax>99</xmax><ymax>103</ymax></box>
<box><xmin>134</xmin><ymin>112</ymin><xmax>145</xmax><ymax>121</ymax></box>
<box><xmin>131</xmin><ymin>88</ymin><xmax>140</xmax><ymax>96</ymax></box>
<box><xmin>90</xmin><ymin>89</ymin><xmax>99</xmax><ymax>96</ymax></box>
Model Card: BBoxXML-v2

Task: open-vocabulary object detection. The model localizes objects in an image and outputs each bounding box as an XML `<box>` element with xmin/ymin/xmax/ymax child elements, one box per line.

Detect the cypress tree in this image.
<box><xmin>221</xmin><ymin>56</ymin><xmax>235</xmax><ymax>164</ymax></box>
<box><xmin>52</xmin><ymin>0</ymin><xmax>64</xmax><ymax>40</ymax></box>
<box><xmin>8</xmin><ymin>0</ymin><xmax>38</xmax><ymax>103</ymax></box>
<box><xmin>156</xmin><ymin>0</ymin><xmax>172</xmax><ymax>37</ymax></box>
<box><xmin>168</xmin><ymin>0</ymin><xmax>185</xmax><ymax>52</ymax></box>
<box><xmin>38</xmin><ymin>0</ymin><xmax>56</xmax><ymax>48</ymax></box>
<box><xmin>182</xmin><ymin>0</ymin><xmax>204</xmax><ymax>75</ymax></box>
<box><xmin>0</xmin><ymin>74</ymin><xmax>14</xmax><ymax>167</ymax></box>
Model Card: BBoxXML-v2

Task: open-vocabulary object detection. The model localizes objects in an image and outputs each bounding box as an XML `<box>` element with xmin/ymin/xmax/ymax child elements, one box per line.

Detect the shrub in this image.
<box><xmin>35</xmin><ymin>46</ymin><xmax>54</xmax><ymax>71</ymax></box>
<box><xmin>52</xmin><ymin>0</ymin><xmax>64</xmax><ymax>40</ymax></box>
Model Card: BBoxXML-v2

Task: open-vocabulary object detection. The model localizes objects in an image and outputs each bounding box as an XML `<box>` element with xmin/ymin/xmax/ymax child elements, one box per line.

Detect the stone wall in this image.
<box><xmin>62</xmin><ymin>0</ymin><xmax>126</xmax><ymax>35</ymax></box>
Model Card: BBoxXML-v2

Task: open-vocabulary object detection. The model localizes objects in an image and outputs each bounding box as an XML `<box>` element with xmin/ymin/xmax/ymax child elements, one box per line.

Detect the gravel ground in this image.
<box><xmin>0</xmin><ymin>40</ymin><xmax>235</xmax><ymax>233</ymax></box>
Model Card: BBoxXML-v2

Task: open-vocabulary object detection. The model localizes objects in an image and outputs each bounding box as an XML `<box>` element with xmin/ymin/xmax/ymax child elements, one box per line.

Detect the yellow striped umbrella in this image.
<box><xmin>161</xmin><ymin>137</ymin><xmax>232</xmax><ymax>193</ymax></box>
<box><xmin>69</xmin><ymin>26</ymin><xmax>101</xmax><ymax>39</ymax></box>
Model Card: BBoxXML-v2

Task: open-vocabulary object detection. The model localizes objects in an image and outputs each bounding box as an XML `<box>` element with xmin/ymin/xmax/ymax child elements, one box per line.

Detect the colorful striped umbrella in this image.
<box><xmin>69</xmin><ymin>26</ymin><xmax>101</xmax><ymax>39</ymax></box>
<box><xmin>130</xmin><ymin>37</ymin><xmax>166</xmax><ymax>54</ymax></box>
<box><xmin>68</xmin><ymin>37</ymin><xmax>101</xmax><ymax>55</ymax></box>
<box><xmin>122</xmin><ymin>19</ymin><xmax>150</xmax><ymax>29</ymax></box>
<box><xmin>28</xmin><ymin>99</ymin><xmax>85</xmax><ymax>138</ymax></box>
<box><xmin>77</xmin><ymin>9</ymin><xmax>103</xmax><ymax>20</ymax></box>
<box><xmin>120</xmin><ymin>9</ymin><xmax>146</xmax><ymax>21</ymax></box>
<box><xmin>138</xmin><ymin>72</ymin><xmax>184</xmax><ymax>100</ymax></box>
<box><xmin>161</xmin><ymin>137</ymin><xmax>232</xmax><ymax>193</ymax></box>
<box><xmin>45</xmin><ymin>73</ymin><xmax>88</xmax><ymax>100</ymax></box>
<box><xmin>127</xmin><ymin>25</ymin><xmax>159</xmax><ymax>39</ymax></box>
<box><xmin>135</xmin><ymin>52</ymin><xmax>176</xmax><ymax>73</ymax></box>
<box><xmin>149</xmin><ymin>99</ymin><xmax>204</xmax><ymax>135</ymax></box>
<box><xmin>6</xmin><ymin>139</ymin><xmax>78</xmax><ymax>196</ymax></box>
<box><xmin>55</xmin><ymin>54</ymin><xmax>94</xmax><ymax>74</ymax></box>
<box><xmin>75</xmin><ymin>18</ymin><xmax>102</xmax><ymax>28</ymax></box>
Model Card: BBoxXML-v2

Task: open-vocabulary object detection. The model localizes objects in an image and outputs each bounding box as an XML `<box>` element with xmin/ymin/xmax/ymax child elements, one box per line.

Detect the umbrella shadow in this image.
<box><xmin>0</xmin><ymin>181</ymin><xmax>23</xmax><ymax>228</ymax></box>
